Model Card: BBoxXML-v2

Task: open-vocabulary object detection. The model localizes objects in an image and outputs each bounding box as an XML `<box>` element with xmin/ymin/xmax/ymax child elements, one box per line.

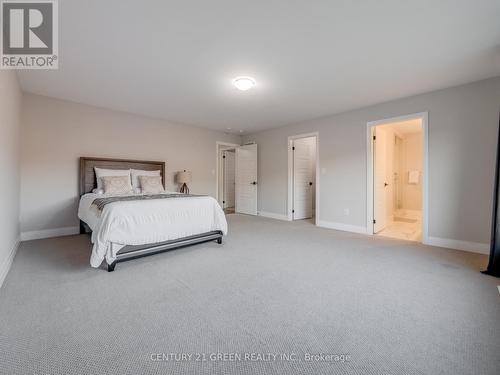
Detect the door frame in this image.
<box><xmin>287</xmin><ymin>132</ymin><xmax>320</xmax><ymax>222</ymax></box>
<box><xmin>221</xmin><ymin>149</ymin><xmax>236</xmax><ymax>209</ymax></box>
<box><xmin>366</xmin><ymin>112</ymin><xmax>429</xmax><ymax>243</ymax></box>
<box><xmin>216</xmin><ymin>141</ymin><xmax>240</xmax><ymax>204</ymax></box>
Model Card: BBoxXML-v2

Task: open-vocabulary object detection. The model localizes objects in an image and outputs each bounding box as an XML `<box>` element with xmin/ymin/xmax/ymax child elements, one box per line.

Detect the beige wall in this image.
<box><xmin>243</xmin><ymin>77</ymin><xmax>500</xmax><ymax>246</ymax></box>
<box><xmin>402</xmin><ymin>132</ymin><xmax>423</xmax><ymax>210</ymax></box>
<box><xmin>20</xmin><ymin>94</ymin><xmax>240</xmax><ymax>234</ymax></box>
<box><xmin>0</xmin><ymin>71</ymin><xmax>22</xmax><ymax>285</ymax></box>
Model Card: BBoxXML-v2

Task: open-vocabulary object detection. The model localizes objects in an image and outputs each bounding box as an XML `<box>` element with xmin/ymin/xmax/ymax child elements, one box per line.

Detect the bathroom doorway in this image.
<box><xmin>367</xmin><ymin>113</ymin><xmax>428</xmax><ymax>242</ymax></box>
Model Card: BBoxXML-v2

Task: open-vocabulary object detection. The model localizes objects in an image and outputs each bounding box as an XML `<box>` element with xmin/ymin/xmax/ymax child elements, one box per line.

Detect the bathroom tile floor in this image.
<box><xmin>377</xmin><ymin>213</ymin><xmax>422</xmax><ymax>242</ymax></box>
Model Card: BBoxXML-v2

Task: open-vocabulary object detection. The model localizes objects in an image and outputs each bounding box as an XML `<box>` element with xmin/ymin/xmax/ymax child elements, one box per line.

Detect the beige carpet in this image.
<box><xmin>0</xmin><ymin>214</ymin><xmax>499</xmax><ymax>374</ymax></box>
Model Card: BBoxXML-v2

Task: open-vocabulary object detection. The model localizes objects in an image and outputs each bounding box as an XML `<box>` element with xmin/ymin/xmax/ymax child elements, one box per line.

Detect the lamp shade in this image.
<box><xmin>177</xmin><ymin>170</ymin><xmax>192</xmax><ymax>184</ymax></box>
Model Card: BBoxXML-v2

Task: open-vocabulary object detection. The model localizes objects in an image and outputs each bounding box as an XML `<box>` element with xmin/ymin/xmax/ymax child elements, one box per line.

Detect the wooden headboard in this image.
<box><xmin>79</xmin><ymin>157</ymin><xmax>165</xmax><ymax>196</ymax></box>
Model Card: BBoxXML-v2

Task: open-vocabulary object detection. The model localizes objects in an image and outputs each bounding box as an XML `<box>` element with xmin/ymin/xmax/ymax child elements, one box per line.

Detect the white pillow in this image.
<box><xmin>94</xmin><ymin>167</ymin><xmax>131</xmax><ymax>190</ymax></box>
<box><xmin>130</xmin><ymin>169</ymin><xmax>161</xmax><ymax>189</ymax></box>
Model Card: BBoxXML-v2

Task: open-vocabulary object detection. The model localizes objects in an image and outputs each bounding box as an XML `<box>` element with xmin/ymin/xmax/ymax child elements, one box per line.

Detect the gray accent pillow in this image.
<box><xmin>94</xmin><ymin>167</ymin><xmax>131</xmax><ymax>190</ymax></box>
<box><xmin>139</xmin><ymin>176</ymin><xmax>165</xmax><ymax>194</ymax></box>
<box><xmin>102</xmin><ymin>176</ymin><xmax>133</xmax><ymax>195</ymax></box>
<box><xmin>130</xmin><ymin>169</ymin><xmax>161</xmax><ymax>189</ymax></box>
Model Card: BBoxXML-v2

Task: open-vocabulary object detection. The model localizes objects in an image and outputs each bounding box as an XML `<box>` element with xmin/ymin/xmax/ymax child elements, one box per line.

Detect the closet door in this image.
<box><xmin>292</xmin><ymin>137</ymin><xmax>315</xmax><ymax>220</ymax></box>
<box><xmin>235</xmin><ymin>144</ymin><xmax>258</xmax><ymax>215</ymax></box>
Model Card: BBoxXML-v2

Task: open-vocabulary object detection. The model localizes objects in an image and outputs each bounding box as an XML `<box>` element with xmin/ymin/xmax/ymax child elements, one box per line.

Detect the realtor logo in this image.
<box><xmin>1</xmin><ymin>0</ymin><xmax>58</xmax><ymax>69</ymax></box>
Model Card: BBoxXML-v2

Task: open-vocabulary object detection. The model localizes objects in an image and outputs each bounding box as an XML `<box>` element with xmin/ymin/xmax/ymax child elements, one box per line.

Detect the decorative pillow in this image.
<box><xmin>94</xmin><ymin>187</ymin><xmax>140</xmax><ymax>195</ymax></box>
<box><xmin>130</xmin><ymin>169</ymin><xmax>161</xmax><ymax>189</ymax></box>
<box><xmin>139</xmin><ymin>175</ymin><xmax>164</xmax><ymax>194</ymax></box>
<box><xmin>94</xmin><ymin>167</ymin><xmax>131</xmax><ymax>190</ymax></box>
<box><xmin>101</xmin><ymin>176</ymin><xmax>133</xmax><ymax>195</ymax></box>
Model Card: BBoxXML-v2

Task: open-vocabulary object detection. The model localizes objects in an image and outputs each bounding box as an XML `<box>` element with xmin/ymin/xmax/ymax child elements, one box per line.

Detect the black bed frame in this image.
<box><xmin>79</xmin><ymin>157</ymin><xmax>223</xmax><ymax>272</ymax></box>
<box><xmin>80</xmin><ymin>223</ymin><xmax>223</xmax><ymax>272</ymax></box>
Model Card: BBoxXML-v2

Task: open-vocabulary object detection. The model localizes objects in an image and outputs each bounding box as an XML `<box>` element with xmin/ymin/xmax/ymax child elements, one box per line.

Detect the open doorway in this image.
<box><xmin>216</xmin><ymin>142</ymin><xmax>239</xmax><ymax>214</ymax></box>
<box><xmin>288</xmin><ymin>133</ymin><xmax>318</xmax><ymax>223</ymax></box>
<box><xmin>216</xmin><ymin>142</ymin><xmax>258</xmax><ymax>216</ymax></box>
<box><xmin>367</xmin><ymin>114</ymin><xmax>428</xmax><ymax>242</ymax></box>
<box><xmin>221</xmin><ymin>149</ymin><xmax>236</xmax><ymax>214</ymax></box>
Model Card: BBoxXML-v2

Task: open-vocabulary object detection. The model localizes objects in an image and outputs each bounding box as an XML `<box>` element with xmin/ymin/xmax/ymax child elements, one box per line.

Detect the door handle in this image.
<box><xmin>384</xmin><ymin>182</ymin><xmax>389</xmax><ymax>187</ymax></box>
<box><xmin>309</xmin><ymin>182</ymin><xmax>313</xmax><ymax>186</ymax></box>
<box><xmin>251</xmin><ymin>181</ymin><xmax>257</xmax><ymax>185</ymax></box>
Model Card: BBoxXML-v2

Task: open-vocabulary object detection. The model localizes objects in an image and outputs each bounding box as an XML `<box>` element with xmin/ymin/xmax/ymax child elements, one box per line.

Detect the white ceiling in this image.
<box><xmin>18</xmin><ymin>0</ymin><xmax>500</xmax><ymax>133</ymax></box>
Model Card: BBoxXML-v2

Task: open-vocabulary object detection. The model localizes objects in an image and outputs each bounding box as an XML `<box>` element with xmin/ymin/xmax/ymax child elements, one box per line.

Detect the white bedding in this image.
<box><xmin>78</xmin><ymin>193</ymin><xmax>228</xmax><ymax>268</ymax></box>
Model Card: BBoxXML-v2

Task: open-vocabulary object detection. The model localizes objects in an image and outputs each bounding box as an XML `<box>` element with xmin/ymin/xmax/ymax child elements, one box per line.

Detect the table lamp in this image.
<box><xmin>177</xmin><ymin>170</ymin><xmax>192</xmax><ymax>194</ymax></box>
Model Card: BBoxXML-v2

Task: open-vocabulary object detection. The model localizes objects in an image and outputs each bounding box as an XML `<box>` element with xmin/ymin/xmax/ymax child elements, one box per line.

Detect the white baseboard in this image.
<box><xmin>0</xmin><ymin>238</ymin><xmax>20</xmax><ymax>289</ymax></box>
<box><xmin>425</xmin><ymin>236</ymin><xmax>490</xmax><ymax>255</ymax></box>
<box><xmin>257</xmin><ymin>211</ymin><xmax>290</xmax><ymax>221</ymax></box>
<box><xmin>317</xmin><ymin>220</ymin><xmax>368</xmax><ymax>235</ymax></box>
<box><xmin>255</xmin><ymin>213</ymin><xmax>489</xmax><ymax>255</ymax></box>
<box><xmin>20</xmin><ymin>226</ymin><xmax>80</xmax><ymax>241</ymax></box>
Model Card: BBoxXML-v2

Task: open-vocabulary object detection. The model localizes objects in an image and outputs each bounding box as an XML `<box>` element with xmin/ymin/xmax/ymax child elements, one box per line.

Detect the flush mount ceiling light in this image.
<box><xmin>232</xmin><ymin>76</ymin><xmax>256</xmax><ymax>91</ymax></box>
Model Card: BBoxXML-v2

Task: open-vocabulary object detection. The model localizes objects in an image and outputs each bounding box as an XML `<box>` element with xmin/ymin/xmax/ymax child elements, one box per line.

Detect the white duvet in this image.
<box><xmin>78</xmin><ymin>193</ymin><xmax>228</xmax><ymax>267</ymax></box>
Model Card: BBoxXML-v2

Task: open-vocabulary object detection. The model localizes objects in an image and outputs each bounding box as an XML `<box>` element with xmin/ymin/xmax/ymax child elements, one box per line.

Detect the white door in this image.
<box><xmin>223</xmin><ymin>151</ymin><xmax>235</xmax><ymax>208</ymax></box>
<box><xmin>293</xmin><ymin>137</ymin><xmax>315</xmax><ymax>220</ymax></box>
<box><xmin>374</xmin><ymin>128</ymin><xmax>388</xmax><ymax>233</ymax></box>
<box><xmin>235</xmin><ymin>144</ymin><xmax>258</xmax><ymax>215</ymax></box>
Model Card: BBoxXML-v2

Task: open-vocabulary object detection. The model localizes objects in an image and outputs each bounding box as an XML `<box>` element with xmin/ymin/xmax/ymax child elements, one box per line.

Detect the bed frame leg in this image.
<box><xmin>79</xmin><ymin>221</ymin><xmax>86</xmax><ymax>234</ymax></box>
<box><xmin>107</xmin><ymin>262</ymin><xmax>116</xmax><ymax>272</ymax></box>
<box><xmin>217</xmin><ymin>237</ymin><xmax>222</xmax><ymax>244</ymax></box>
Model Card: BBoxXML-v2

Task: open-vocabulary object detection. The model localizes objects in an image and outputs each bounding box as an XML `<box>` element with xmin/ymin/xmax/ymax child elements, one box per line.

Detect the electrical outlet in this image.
<box><xmin>343</xmin><ymin>208</ymin><xmax>350</xmax><ymax>216</ymax></box>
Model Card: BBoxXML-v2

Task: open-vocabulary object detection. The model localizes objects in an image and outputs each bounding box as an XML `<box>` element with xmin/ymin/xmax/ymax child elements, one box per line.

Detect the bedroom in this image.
<box><xmin>1</xmin><ymin>1</ymin><xmax>500</xmax><ymax>375</ymax></box>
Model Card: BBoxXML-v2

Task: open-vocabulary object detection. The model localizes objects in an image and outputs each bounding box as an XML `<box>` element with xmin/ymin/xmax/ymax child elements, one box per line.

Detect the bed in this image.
<box><xmin>78</xmin><ymin>157</ymin><xmax>227</xmax><ymax>272</ymax></box>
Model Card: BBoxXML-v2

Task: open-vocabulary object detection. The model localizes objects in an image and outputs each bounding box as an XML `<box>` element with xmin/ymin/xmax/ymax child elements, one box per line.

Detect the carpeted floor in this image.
<box><xmin>0</xmin><ymin>214</ymin><xmax>499</xmax><ymax>374</ymax></box>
